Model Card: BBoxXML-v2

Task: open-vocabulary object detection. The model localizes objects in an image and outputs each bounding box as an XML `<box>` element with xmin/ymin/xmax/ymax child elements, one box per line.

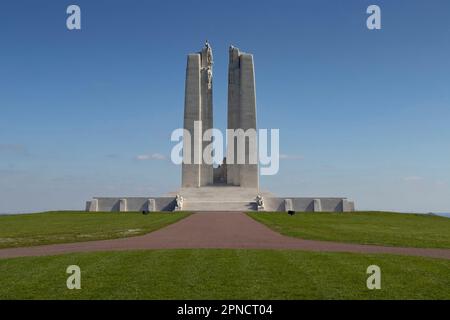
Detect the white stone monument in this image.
<box><xmin>85</xmin><ymin>42</ymin><xmax>355</xmax><ymax>213</ymax></box>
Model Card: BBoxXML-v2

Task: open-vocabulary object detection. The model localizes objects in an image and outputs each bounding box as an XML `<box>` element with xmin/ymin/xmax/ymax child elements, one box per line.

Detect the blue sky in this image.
<box><xmin>0</xmin><ymin>0</ymin><xmax>449</xmax><ymax>213</ymax></box>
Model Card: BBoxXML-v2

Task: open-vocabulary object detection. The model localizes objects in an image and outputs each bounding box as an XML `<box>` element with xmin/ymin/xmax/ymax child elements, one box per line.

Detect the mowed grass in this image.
<box><xmin>248</xmin><ymin>212</ymin><xmax>450</xmax><ymax>248</ymax></box>
<box><xmin>0</xmin><ymin>249</ymin><xmax>448</xmax><ymax>299</ymax></box>
<box><xmin>0</xmin><ymin>212</ymin><xmax>189</xmax><ymax>248</ymax></box>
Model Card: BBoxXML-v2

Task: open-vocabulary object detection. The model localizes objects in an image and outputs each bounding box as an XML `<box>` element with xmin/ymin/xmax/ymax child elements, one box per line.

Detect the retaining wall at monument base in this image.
<box><xmin>85</xmin><ymin>197</ymin><xmax>354</xmax><ymax>213</ymax></box>
<box><xmin>86</xmin><ymin>197</ymin><xmax>176</xmax><ymax>212</ymax></box>
<box><xmin>264</xmin><ymin>197</ymin><xmax>350</xmax><ymax>212</ymax></box>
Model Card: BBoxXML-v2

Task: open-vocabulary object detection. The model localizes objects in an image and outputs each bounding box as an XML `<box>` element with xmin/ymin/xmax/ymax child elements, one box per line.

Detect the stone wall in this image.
<box><xmin>87</xmin><ymin>197</ymin><xmax>176</xmax><ymax>212</ymax></box>
<box><xmin>182</xmin><ymin>43</ymin><xmax>214</xmax><ymax>188</ymax></box>
<box><xmin>86</xmin><ymin>196</ymin><xmax>354</xmax><ymax>213</ymax></box>
<box><xmin>264</xmin><ymin>197</ymin><xmax>355</xmax><ymax>212</ymax></box>
<box><xmin>226</xmin><ymin>46</ymin><xmax>259</xmax><ymax>188</ymax></box>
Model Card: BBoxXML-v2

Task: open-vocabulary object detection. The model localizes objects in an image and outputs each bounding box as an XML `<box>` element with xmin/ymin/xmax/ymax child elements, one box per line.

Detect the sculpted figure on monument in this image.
<box><xmin>207</xmin><ymin>67</ymin><xmax>212</xmax><ymax>89</ymax></box>
<box><xmin>205</xmin><ymin>40</ymin><xmax>213</xmax><ymax>66</ymax></box>
<box><xmin>175</xmin><ymin>194</ymin><xmax>184</xmax><ymax>210</ymax></box>
<box><xmin>256</xmin><ymin>195</ymin><xmax>265</xmax><ymax>211</ymax></box>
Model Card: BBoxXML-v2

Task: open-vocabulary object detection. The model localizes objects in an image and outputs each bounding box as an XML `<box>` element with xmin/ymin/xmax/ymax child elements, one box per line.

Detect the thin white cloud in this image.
<box><xmin>0</xmin><ymin>144</ymin><xmax>28</xmax><ymax>155</ymax></box>
<box><xmin>403</xmin><ymin>176</ymin><xmax>423</xmax><ymax>182</ymax></box>
<box><xmin>279</xmin><ymin>154</ymin><xmax>304</xmax><ymax>160</ymax></box>
<box><xmin>135</xmin><ymin>153</ymin><xmax>166</xmax><ymax>161</ymax></box>
<box><xmin>435</xmin><ymin>180</ymin><xmax>448</xmax><ymax>187</ymax></box>
<box><xmin>105</xmin><ymin>154</ymin><xmax>119</xmax><ymax>159</ymax></box>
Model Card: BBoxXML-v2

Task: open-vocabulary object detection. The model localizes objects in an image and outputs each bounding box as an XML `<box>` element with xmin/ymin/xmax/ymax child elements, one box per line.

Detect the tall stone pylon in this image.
<box><xmin>182</xmin><ymin>42</ymin><xmax>214</xmax><ymax>187</ymax></box>
<box><xmin>226</xmin><ymin>46</ymin><xmax>259</xmax><ymax>189</ymax></box>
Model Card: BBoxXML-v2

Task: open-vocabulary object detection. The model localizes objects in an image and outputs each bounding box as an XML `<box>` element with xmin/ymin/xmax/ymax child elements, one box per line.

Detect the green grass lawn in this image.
<box><xmin>0</xmin><ymin>249</ymin><xmax>448</xmax><ymax>299</ymax></box>
<box><xmin>0</xmin><ymin>211</ymin><xmax>189</xmax><ymax>249</ymax></box>
<box><xmin>248</xmin><ymin>212</ymin><xmax>450</xmax><ymax>248</ymax></box>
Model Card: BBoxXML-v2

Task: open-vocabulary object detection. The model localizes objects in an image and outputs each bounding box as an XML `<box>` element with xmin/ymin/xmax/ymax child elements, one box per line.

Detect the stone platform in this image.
<box><xmin>86</xmin><ymin>186</ymin><xmax>354</xmax><ymax>212</ymax></box>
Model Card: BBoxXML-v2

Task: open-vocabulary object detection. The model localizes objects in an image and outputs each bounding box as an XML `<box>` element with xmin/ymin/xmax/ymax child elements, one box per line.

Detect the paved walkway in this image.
<box><xmin>0</xmin><ymin>212</ymin><xmax>449</xmax><ymax>259</ymax></box>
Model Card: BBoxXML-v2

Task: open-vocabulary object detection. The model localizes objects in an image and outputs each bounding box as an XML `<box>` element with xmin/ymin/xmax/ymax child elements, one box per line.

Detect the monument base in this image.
<box><xmin>85</xmin><ymin>186</ymin><xmax>355</xmax><ymax>213</ymax></box>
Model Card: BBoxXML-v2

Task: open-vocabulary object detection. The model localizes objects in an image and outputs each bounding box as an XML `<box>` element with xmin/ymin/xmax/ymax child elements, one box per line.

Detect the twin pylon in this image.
<box><xmin>182</xmin><ymin>42</ymin><xmax>258</xmax><ymax>189</ymax></box>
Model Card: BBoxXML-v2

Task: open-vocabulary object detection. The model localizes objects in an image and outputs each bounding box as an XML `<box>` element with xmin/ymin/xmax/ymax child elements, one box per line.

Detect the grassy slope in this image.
<box><xmin>0</xmin><ymin>249</ymin><xmax>448</xmax><ymax>299</ymax></box>
<box><xmin>248</xmin><ymin>212</ymin><xmax>450</xmax><ymax>248</ymax></box>
<box><xmin>0</xmin><ymin>212</ymin><xmax>189</xmax><ymax>248</ymax></box>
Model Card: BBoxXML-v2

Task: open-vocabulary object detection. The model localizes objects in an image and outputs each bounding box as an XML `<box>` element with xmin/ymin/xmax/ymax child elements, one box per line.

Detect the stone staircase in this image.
<box><xmin>166</xmin><ymin>186</ymin><xmax>273</xmax><ymax>212</ymax></box>
<box><xmin>182</xmin><ymin>201</ymin><xmax>256</xmax><ymax>212</ymax></box>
